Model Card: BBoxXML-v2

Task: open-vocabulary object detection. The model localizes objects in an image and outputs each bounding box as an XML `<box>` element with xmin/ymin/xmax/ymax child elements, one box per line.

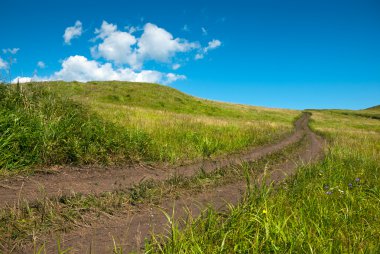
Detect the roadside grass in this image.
<box><xmin>90</xmin><ymin>102</ymin><xmax>290</xmax><ymax>163</ymax></box>
<box><xmin>0</xmin><ymin>83</ymin><xmax>152</xmax><ymax>172</ymax></box>
<box><xmin>0</xmin><ymin>82</ymin><xmax>298</xmax><ymax>172</ymax></box>
<box><xmin>145</xmin><ymin>111</ymin><xmax>380</xmax><ymax>253</ymax></box>
<box><xmin>46</xmin><ymin>81</ymin><xmax>298</xmax><ymax>164</ymax></box>
<box><xmin>0</xmin><ymin>138</ymin><xmax>304</xmax><ymax>251</ymax></box>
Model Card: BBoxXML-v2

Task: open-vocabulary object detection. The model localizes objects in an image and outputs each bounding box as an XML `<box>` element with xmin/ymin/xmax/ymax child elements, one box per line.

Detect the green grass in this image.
<box><xmin>312</xmin><ymin>106</ymin><xmax>380</xmax><ymax>120</ymax></box>
<box><xmin>146</xmin><ymin>110</ymin><xmax>380</xmax><ymax>253</ymax></box>
<box><xmin>0</xmin><ymin>135</ymin><xmax>304</xmax><ymax>251</ymax></box>
<box><xmin>0</xmin><ymin>81</ymin><xmax>298</xmax><ymax>171</ymax></box>
<box><xmin>0</xmin><ymin>83</ymin><xmax>152</xmax><ymax>171</ymax></box>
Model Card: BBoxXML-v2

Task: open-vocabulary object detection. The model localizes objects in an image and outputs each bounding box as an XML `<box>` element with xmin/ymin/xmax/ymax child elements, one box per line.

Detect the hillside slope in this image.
<box><xmin>0</xmin><ymin>81</ymin><xmax>299</xmax><ymax>171</ymax></box>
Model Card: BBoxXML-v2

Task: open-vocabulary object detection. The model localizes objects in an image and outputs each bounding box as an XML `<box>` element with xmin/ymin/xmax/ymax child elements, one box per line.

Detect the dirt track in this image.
<box><xmin>40</xmin><ymin>112</ymin><xmax>323</xmax><ymax>254</ymax></box>
<box><xmin>0</xmin><ymin>113</ymin><xmax>310</xmax><ymax>209</ymax></box>
<box><xmin>2</xmin><ymin>112</ymin><xmax>325</xmax><ymax>253</ymax></box>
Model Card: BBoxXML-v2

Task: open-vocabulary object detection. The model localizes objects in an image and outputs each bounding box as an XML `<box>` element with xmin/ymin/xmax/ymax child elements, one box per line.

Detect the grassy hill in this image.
<box><xmin>146</xmin><ymin>107</ymin><xmax>380</xmax><ymax>253</ymax></box>
<box><xmin>366</xmin><ymin>105</ymin><xmax>380</xmax><ymax>110</ymax></box>
<box><xmin>0</xmin><ymin>81</ymin><xmax>298</xmax><ymax>171</ymax></box>
<box><xmin>311</xmin><ymin>105</ymin><xmax>380</xmax><ymax>120</ymax></box>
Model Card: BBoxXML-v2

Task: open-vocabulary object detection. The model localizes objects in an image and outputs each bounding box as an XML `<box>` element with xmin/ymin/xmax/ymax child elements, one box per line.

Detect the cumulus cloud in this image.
<box><xmin>12</xmin><ymin>55</ymin><xmax>185</xmax><ymax>85</ymax></box>
<box><xmin>94</xmin><ymin>21</ymin><xmax>117</xmax><ymax>39</ymax></box>
<box><xmin>91</xmin><ymin>21</ymin><xmax>199</xmax><ymax>69</ymax></box>
<box><xmin>165</xmin><ymin>73</ymin><xmax>186</xmax><ymax>84</ymax></box>
<box><xmin>2</xmin><ymin>48</ymin><xmax>19</xmax><ymax>54</ymax></box>
<box><xmin>172</xmin><ymin>63</ymin><xmax>181</xmax><ymax>70</ymax></box>
<box><xmin>10</xmin><ymin>21</ymin><xmax>222</xmax><ymax>85</ymax></box>
<box><xmin>63</xmin><ymin>21</ymin><xmax>83</xmax><ymax>44</ymax></box>
<box><xmin>51</xmin><ymin>55</ymin><xmax>185</xmax><ymax>84</ymax></box>
<box><xmin>195</xmin><ymin>39</ymin><xmax>222</xmax><ymax>60</ymax></box>
<box><xmin>205</xmin><ymin>39</ymin><xmax>222</xmax><ymax>51</ymax></box>
<box><xmin>194</xmin><ymin>53</ymin><xmax>204</xmax><ymax>60</ymax></box>
<box><xmin>37</xmin><ymin>61</ymin><xmax>46</xmax><ymax>68</ymax></box>
<box><xmin>11</xmin><ymin>76</ymin><xmax>33</xmax><ymax>83</ymax></box>
<box><xmin>0</xmin><ymin>57</ymin><xmax>7</xmax><ymax>69</ymax></box>
<box><xmin>137</xmin><ymin>23</ymin><xmax>199</xmax><ymax>63</ymax></box>
<box><xmin>91</xmin><ymin>21</ymin><xmax>138</xmax><ymax>67</ymax></box>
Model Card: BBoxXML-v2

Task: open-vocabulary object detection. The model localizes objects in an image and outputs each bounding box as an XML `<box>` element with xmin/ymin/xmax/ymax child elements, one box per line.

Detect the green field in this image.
<box><xmin>146</xmin><ymin>109</ymin><xmax>380</xmax><ymax>253</ymax></box>
<box><xmin>1</xmin><ymin>81</ymin><xmax>379</xmax><ymax>253</ymax></box>
<box><xmin>0</xmin><ymin>81</ymin><xmax>298</xmax><ymax>172</ymax></box>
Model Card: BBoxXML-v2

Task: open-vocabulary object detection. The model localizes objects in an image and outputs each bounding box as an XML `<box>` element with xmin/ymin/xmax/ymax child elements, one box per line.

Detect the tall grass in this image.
<box><xmin>0</xmin><ymin>82</ymin><xmax>298</xmax><ymax>171</ymax></box>
<box><xmin>0</xmin><ymin>135</ymin><xmax>304</xmax><ymax>250</ymax></box>
<box><xmin>146</xmin><ymin>111</ymin><xmax>380</xmax><ymax>253</ymax></box>
<box><xmin>0</xmin><ymin>83</ymin><xmax>152</xmax><ymax>170</ymax></box>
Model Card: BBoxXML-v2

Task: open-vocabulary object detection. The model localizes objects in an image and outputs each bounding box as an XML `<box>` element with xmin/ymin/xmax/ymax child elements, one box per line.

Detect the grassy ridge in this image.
<box><xmin>0</xmin><ymin>82</ymin><xmax>298</xmax><ymax>171</ymax></box>
<box><xmin>146</xmin><ymin>110</ymin><xmax>380</xmax><ymax>253</ymax></box>
<box><xmin>312</xmin><ymin>107</ymin><xmax>380</xmax><ymax>120</ymax></box>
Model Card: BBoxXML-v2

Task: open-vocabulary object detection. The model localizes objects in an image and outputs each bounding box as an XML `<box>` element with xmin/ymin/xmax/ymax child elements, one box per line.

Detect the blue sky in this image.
<box><xmin>1</xmin><ymin>0</ymin><xmax>379</xmax><ymax>110</ymax></box>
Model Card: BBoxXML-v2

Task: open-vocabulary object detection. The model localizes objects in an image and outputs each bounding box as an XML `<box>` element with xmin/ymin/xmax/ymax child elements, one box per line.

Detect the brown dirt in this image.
<box><xmin>8</xmin><ymin>112</ymin><xmax>325</xmax><ymax>254</ymax></box>
<box><xmin>0</xmin><ymin>113</ymin><xmax>310</xmax><ymax>209</ymax></box>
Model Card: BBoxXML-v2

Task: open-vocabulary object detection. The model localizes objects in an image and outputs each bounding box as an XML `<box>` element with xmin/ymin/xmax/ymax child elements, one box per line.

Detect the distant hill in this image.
<box><xmin>366</xmin><ymin>105</ymin><xmax>380</xmax><ymax>110</ymax></box>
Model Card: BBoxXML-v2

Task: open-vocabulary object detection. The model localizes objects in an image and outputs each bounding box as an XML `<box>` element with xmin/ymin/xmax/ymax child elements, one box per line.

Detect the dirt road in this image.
<box><xmin>41</xmin><ymin>112</ymin><xmax>324</xmax><ymax>253</ymax></box>
<box><xmin>0</xmin><ymin>113</ymin><xmax>311</xmax><ymax>209</ymax></box>
<box><xmin>2</xmin><ymin>112</ymin><xmax>325</xmax><ymax>253</ymax></box>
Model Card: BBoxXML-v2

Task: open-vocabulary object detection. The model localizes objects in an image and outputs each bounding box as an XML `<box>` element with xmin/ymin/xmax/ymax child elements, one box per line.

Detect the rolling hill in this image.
<box><xmin>0</xmin><ymin>81</ymin><xmax>298</xmax><ymax>171</ymax></box>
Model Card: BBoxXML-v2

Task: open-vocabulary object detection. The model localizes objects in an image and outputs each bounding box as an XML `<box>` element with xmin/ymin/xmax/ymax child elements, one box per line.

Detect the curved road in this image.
<box><xmin>0</xmin><ymin>113</ymin><xmax>316</xmax><ymax>209</ymax></box>
<box><xmin>4</xmin><ymin>112</ymin><xmax>325</xmax><ymax>253</ymax></box>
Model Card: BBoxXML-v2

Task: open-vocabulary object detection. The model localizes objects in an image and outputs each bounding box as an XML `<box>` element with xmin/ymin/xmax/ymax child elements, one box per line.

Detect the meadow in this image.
<box><xmin>146</xmin><ymin>109</ymin><xmax>380</xmax><ymax>253</ymax></box>
<box><xmin>1</xmin><ymin>81</ymin><xmax>378</xmax><ymax>253</ymax></box>
<box><xmin>0</xmin><ymin>81</ymin><xmax>298</xmax><ymax>171</ymax></box>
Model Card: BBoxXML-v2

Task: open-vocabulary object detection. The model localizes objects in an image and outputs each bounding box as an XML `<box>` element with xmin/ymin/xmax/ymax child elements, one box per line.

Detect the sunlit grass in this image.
<box><xmin>146</xmin><ymin>110</ymin><xmax>380</xmax><ymax>253</ymax></box>
<box><xmin>90</xmin><ymin>102</ymin><xmax>292</xmax><ymax>163</ymax></box>
<box><xmin>0</xmin><ymin>81</ymin><xmax>299</xmax><ymax>171</ymax></box>
<box><xmin>0</xmin><ymin>136</ymin><xmax>304</xmax><ymax>251</ymax></box>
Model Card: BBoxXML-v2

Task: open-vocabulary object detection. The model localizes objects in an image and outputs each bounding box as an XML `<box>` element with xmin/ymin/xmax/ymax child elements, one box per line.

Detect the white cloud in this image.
<box><xmin>91</xmin><ymin>21</ymin><xmax>138</xmax><ymax>67</ymax></box>
<box><xmin>201</xmin><ymin>27</ymin><xmax>208</xmax><ymax>36</ymax></box>
<box><xmin>11</xmin><ymin>56</ymin><xmax>185</xmax><ymax>85</ymax></box>
<box><xmin>124</xmin><ymin>25</ymin><xmax>141</xmax><ymax>34</ymax></box>
<box><xmin>2</xmin><ymin>48</ymin><xmax>19</xmax><ymax>54</ymax></box>
<box><xmin>11</xmin><ymin>76</ymin><xmax>32</xmax><ymax>83</ymax></box>
<box><xmin>51</xmin><ymin>55</ymin><xmax>185</xmax><ymax>84</ymax></box>
<box><xmin>0</xmin><ymin>57</ymin><xmax>7</xmax><ymax>69</ymax></box>
<box><xmin>195</xmin><ymin>39</ymin><xmax>222</xmax><ymax>60</ymax></box>
<box><xmin>172</xmin><ymin>63</ymin><xmax>181</xmax><ymax>70</ymax></box>
<box><xmin>10</xmin><ymin>22</ymin><xmax>222</xmax><ymax>85</ymax></box>
<box><xmin>204</xmin><ymin>39</ymin><xmax>222</xmax><ymax>52</ymax></box>
<box><xmin>63</xmin><ymin>21</ymin><xmax>83</xmax><ymax>45</ymax></box>
<box><xmin>37</xmin><ymin>61</ymin><xmax>45</xmax><ymax>68</ymax></box>
<box><xmin>194</xmin><ymin>53</ymin><xmax>204</xmax><ymax>60</ymax></box>
<box><xmin>92</xmin><ymin>21</ymin><xmax>199</xmax><ymax>69</ymax></box>
<box><xmin>165</xmin><ymin>73</ymin><xmax>186</xmax><ymax>84</ymax></box>
<box><xmin>137</xmin><ymin>23</ymin><xmax>199</xmax><ymax>64</ymax></box>
<box><xmin>95</xmin><ymin>21</ymin><xmax>117</xmax><ymax>39</ymax></box>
